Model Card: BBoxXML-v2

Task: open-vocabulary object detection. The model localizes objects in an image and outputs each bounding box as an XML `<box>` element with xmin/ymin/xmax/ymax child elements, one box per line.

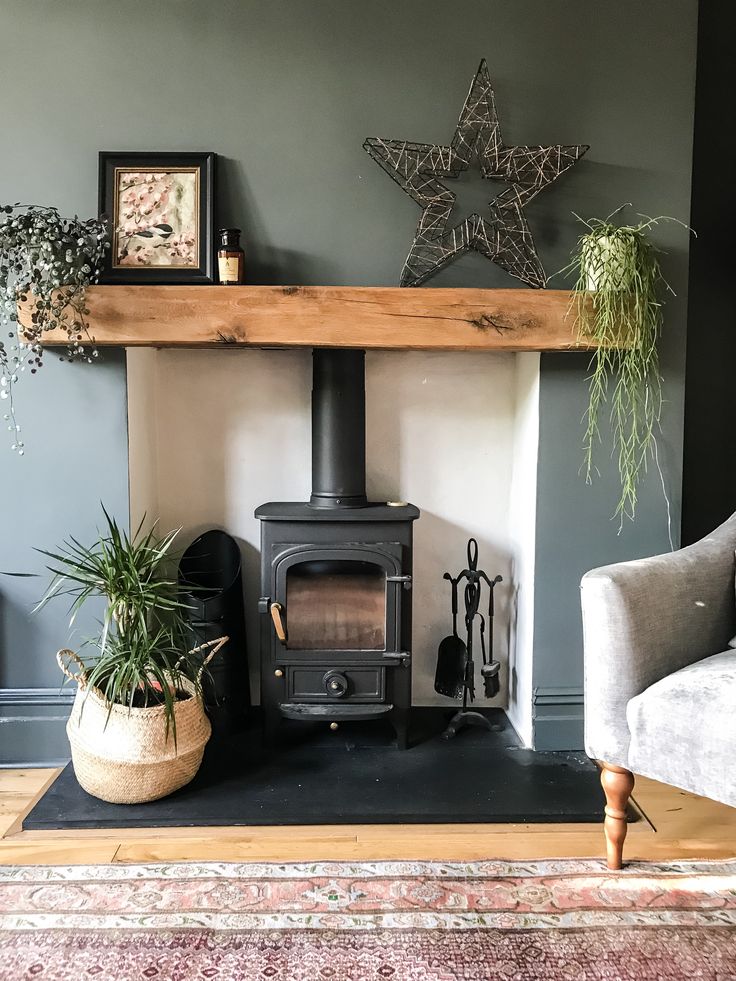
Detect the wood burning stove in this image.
<box><xmin>256</xmin><ymin>349</ymin><xmax>418</xmax><ymax>748</ymax></box>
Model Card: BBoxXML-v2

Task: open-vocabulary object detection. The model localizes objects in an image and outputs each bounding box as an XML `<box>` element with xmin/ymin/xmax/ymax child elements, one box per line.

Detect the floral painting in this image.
<box><xmin>99</xmin><ymin>152</ymin><xmax>214</xmax><ymax>283</ymax></box>
<box><xmin>113</xmin><ymin>169</ymin><xmax>198</xmax><ymax>268</ymax></box>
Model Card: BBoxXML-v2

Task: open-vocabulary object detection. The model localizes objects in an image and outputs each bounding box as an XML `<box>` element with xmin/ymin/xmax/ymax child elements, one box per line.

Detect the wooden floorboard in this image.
<box><xmin>0</xmin><ymin>769</ymin><xmax>734</xmax><ymax>865</ymax></box>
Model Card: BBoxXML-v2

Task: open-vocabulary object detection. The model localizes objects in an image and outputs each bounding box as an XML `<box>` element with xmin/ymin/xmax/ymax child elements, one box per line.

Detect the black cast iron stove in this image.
<box><xmin>256</xmin><ymin>349</ymin><xmax>419</xmax><ymax>748</ymax></box>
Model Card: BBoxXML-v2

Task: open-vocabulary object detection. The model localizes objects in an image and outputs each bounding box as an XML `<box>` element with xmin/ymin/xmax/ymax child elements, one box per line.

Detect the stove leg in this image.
<box><xmin>390</xmin><ymin>707</ymin><xmax>410</xmax><ymax>750</ymax></box>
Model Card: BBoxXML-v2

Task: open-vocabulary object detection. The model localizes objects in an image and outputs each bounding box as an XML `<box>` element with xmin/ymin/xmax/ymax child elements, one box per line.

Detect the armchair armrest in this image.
<box><xmin>581</xmin><ymin>513</ymin><xmax>736</xmax><ymax>767</ymax></box>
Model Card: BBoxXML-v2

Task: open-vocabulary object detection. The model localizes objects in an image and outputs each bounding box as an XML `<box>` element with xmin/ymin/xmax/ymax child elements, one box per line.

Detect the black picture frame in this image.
<box><xmin>98</xmin><ymin>151</ymin><xmax>216</xmax><ymax>284</ymax></box>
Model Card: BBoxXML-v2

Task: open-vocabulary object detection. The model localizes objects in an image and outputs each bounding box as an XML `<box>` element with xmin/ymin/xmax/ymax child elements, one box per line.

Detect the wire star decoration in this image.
<box><xmin>363</xmin><ymin>60</ymin><xmax>589</xmax><ymax>288</ymax></box>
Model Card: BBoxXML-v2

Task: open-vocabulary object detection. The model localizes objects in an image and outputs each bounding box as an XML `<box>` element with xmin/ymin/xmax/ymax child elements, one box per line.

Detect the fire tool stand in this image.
<box><xmin>441</xmin><ymin>539</ymin><xmax>503</xmax><ymax>740</ymax></box>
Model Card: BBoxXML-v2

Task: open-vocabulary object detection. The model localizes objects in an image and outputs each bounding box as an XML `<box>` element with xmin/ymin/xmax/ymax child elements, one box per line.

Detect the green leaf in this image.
<box><xmin>32</xmin><ymin>506</ymin><xmax>199</xmax><ymax>735</ymax></box>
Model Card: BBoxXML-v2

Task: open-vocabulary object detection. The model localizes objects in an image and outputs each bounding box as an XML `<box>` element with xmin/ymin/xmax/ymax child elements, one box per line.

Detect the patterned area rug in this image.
<box><xmin>1</xmin><ymin>859</ymin><xmax>735</xmax><ymax>979</ymax></box>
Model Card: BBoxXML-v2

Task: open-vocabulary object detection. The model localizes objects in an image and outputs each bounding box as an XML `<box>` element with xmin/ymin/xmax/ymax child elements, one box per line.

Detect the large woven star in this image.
<box><xmin>363</xmin><ymin>60</ymin><xmax>589</xmax><ymax>288</ymax></box>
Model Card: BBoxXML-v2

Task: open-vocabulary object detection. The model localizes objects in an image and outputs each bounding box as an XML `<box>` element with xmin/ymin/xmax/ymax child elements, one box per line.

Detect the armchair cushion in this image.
<box><xmin>626</xmin><ymin>649</ymin><xmax>736</xmax><ymax>807</ymax></box>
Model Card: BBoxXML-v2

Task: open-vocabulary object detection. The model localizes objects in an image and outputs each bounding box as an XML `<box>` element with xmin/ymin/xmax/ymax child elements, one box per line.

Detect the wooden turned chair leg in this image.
<box><xmin>600</xmin><ymin>763</ymin><xmax>635</xmax><ymax>871</ymax></box>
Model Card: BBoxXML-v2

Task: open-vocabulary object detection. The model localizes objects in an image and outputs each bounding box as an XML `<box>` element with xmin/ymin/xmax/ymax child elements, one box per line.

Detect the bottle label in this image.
<box><xmin>218</xmin><ymin>255</ymin><xmax>241</xmax><ymax>284</ymax></box>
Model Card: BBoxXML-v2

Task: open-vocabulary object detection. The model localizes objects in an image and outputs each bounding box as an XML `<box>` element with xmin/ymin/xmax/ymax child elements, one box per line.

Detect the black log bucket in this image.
<box><xmin>178</xmin><ymin>529</ymin><xmax>250</xmax><ymax>731</ymax></box>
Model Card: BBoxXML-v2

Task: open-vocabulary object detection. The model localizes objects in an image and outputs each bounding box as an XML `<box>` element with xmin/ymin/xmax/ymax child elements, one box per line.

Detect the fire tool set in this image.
<box><xmin>434</xmin><ymin>538</ymin><xmax>503</xmax><ymax>739</ymax></box>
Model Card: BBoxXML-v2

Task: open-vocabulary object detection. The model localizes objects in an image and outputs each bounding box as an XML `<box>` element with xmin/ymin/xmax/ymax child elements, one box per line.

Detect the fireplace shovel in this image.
<box><xmin>434</xmin><ymin>574</ymin><xmax>466</xmax><ymax>698</ymax></box>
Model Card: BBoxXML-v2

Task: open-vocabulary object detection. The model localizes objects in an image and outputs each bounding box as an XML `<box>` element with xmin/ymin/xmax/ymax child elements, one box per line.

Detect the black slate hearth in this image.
<box><xmin>23</xmin><ymin>710</ymin><xmax>603</xmax><ymax>830</ymax></box>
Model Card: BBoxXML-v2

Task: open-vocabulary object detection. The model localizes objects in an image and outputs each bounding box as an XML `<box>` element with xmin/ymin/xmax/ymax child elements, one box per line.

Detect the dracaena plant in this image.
<box><xmin>0</xmin><ymin>203</ymin><xmax>109</xmax><ymax>453</ymax></box>
<box><xmin>564</xmin><ymin>206</ymin><xmax>690</xmax><ymax>529</ymax></box>
<box><xmin>35</xmin><ymin>508</ymin><xmax>198</xmax><ymax>734</ymax></box>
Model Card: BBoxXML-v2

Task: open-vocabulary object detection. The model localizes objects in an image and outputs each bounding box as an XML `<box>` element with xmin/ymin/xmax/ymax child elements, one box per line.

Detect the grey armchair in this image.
<box><xmin>581</xmin><ymin>512</ymin><xmax>736</xmax><ymax>869</ymax></box>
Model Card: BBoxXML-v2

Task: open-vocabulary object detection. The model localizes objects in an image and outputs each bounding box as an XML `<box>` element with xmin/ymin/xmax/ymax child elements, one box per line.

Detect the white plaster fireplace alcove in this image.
<box><xmin>125</xmin><ymin>346</ymin><xmax>541</xmax><ymax>747</ymax></box>
<box><xmin>22</xmin><ymin>284</ymin><xmax>592</xmax><ymax>749</ymax></box>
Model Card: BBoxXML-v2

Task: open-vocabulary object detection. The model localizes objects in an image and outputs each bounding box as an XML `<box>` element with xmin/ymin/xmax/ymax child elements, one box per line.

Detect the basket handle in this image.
<box><xmin>184</xmin><ymin>635</ymin><xmax>229</xmax><ymax>684</ymax></box>
<box><xmin>56</xmin><ymin>649</ymin><xmax>87</xmax><ymax>685</ymax></box>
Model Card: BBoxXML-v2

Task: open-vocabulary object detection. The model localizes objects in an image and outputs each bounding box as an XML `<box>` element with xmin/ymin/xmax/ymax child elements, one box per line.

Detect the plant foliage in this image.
<box><xmin>0</xmin><ymin>204</ymin><xmax>108</xmax><ymax>452</ymax></box>
<box><xmin>37</xmin><ymin>508</ymin><xmax>197</xmax><ymax>736</ymax></box>
<box><xmin>564</xmin><ymin>208</ymin><xmax>686</xmax><ymax>527</ymax></box>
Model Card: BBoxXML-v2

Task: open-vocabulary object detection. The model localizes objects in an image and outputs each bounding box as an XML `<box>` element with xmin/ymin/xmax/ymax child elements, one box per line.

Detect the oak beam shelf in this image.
<box><xmin>19</xmin><ymin>285</ymin><xmax>592</xmax><ymax>352</ymax></box>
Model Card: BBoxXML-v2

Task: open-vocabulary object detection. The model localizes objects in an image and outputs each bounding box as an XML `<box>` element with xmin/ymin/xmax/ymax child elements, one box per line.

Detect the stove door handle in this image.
<box><xmin>270</xmin><ymin>602</ymin><xmax>288</xmax><ymax>644</ymax></box>
<box><xmin>382</xmin><ymin>651</ymin><xmax>411</xmax><ymax>666</ymax></box>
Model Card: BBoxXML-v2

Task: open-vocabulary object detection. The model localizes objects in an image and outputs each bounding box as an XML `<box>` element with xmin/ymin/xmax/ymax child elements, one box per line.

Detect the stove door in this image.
<box><xmin>270</xmin><ymin>543</ymin><xmax>406</xmax><ymax>664</ymax></box>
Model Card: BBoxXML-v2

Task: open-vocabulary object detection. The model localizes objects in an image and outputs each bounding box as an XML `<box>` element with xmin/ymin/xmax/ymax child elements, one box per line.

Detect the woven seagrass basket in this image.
<box><xmin>57</xmin><ymin>637</ymin><xmax>227</xmax><ymax>804</ymax></box>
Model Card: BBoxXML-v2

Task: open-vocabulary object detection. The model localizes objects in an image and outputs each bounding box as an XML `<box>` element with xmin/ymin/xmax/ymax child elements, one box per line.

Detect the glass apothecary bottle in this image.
<box><xmin>218</xmin><ymin>228</ymin><xmax>244</xmax><ymax>285</ymax></box>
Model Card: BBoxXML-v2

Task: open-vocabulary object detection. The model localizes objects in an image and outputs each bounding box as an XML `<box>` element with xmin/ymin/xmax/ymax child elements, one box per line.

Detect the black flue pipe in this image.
<box><xmin>310</xmin><ymin>348</ymin><xmax>367</xmax><ymax>508</ymax></box>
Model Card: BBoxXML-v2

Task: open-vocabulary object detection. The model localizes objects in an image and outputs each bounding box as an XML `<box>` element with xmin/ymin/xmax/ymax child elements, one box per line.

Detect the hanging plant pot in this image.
<box><xmin>564</xmin><ymin>208</ymin><xmax>691</xmax><ymax>526</ymax></box>
<box><xmin>57</xmin><ymin>639</ymin><xmax>225</xmax><ymax>804</ymax></box>
<box><xmin>582</xmin><ymin>234</ymin><xmax>631</xmax><ymax>292</ymax></box>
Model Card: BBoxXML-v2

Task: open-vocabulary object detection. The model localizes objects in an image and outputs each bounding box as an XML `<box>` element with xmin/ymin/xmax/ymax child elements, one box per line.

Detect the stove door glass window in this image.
<box><xmin>285</xmin><ymin>559</ymin><xmax>386</xmax><ymax>651</ymax></box>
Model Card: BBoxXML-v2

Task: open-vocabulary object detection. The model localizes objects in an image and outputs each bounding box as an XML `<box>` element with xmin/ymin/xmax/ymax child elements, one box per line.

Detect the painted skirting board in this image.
<box><xmin>1</xmin><ymin>685</ymin><xmax>585</xmax><ymax>762</ymax></box>
<box><xmin>532</xmin><ymin>686</ymin><xmax>584</xmax><ymax>751</ymax></box>
<box><xmin>0</xmin><ymin>689</ymin><xmax>74</xmax><ymax>767</ymax></box>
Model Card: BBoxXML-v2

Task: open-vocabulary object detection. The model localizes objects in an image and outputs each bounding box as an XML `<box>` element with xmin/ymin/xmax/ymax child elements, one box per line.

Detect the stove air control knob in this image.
<box><xmin>274</xmin><ymin>669</ymin><xmax>284</xmax><ymax>678</ymax></box>
<box><xmin>324</xmin><ymin>671</ymin><xmax>348</xmax><ymax>698</ymax></box>
<box><xmin>330</xmin><ymin>722</ymin><xmax>339</xmax><ymax>731</ymax></box>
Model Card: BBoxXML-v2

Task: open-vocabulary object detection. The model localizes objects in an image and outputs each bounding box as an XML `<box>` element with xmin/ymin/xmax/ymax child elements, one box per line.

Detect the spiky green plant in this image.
<box><xmin>84</xmin><ymin>624</ymin><xmax>192</xmax><ymax>728</ymax></box>
<box><xmin>564</xmin><ymin>208</ymin><xmax>686</xmax><ymax>527</ymax></box>
<box><xmin>35</xmin><ymin>507</ymin><xmax>197</xmax><ymax>736</ymax></box>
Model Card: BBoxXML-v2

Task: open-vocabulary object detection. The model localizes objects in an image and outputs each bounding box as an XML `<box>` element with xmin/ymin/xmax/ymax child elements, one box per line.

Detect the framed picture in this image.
<box><xmin>98</xmin><ymin>151</ymin><xmax>216</xmax><ymax>284</ymax></box>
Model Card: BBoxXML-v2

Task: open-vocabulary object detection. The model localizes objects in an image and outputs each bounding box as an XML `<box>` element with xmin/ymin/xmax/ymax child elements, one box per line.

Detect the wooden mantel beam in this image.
<box><xmin>18</xmin><ymin>285</ymin><xmax>591</xmax><ymax>352</ymax></box>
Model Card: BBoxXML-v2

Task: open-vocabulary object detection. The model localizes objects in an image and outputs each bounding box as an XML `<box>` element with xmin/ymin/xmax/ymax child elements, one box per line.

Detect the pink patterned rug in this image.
<box><xmin>1</xmin><ymin>859</ymin><xmax>735</xmax><ymax>979</ymax></box>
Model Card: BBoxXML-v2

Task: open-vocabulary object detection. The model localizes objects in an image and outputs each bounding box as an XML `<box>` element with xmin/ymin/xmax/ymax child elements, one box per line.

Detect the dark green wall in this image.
<box><xmin>530</xmin><ymin>6</ymin><xmax>697</xmax><ymax>745</ymax></box>
<box><xmin>0</xmin><ymin>353</ymin><xmax>128</xmax><ymax>763</ymax></box>
<box><xmin>682</xmin><ymin>1</ymin><xmax>736</xmax><ymax>545</ymax></box>
<box><xmin>0</xmin><ymin>0</ymin><xmax>697</xmax><ymax>761</ymax></box>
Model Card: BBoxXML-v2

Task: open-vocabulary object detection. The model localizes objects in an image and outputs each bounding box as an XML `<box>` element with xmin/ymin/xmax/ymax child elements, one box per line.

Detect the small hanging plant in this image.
<box><xmin>564</xmin><ymin>206</ymin><xmax>690</xmax><ymax>528</ymax></box>
<box><xmin>0</xmin><ymin>204</ymin><xmax>109</xmax><ymax>452</ymax></box>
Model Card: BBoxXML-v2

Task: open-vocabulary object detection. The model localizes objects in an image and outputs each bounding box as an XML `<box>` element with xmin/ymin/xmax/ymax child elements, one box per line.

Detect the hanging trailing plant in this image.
<box><xmin>0</xmin><ymin>204</ymin><xmax>109</xmax><ymax>452</ymax></box>
<box><xmin>564</xmin><ymin>207</ymin><xmax>690</xmax><ymax>528</ymax></box>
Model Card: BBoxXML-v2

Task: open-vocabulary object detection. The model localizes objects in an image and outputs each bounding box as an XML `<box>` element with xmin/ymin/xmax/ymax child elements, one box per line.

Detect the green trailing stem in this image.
<box><xmin>563</xmin><ymin>208</ymin><xmax>688</xmax><ymax>528</ymax></box>
<box><xmin>0</xmin><ymin>204</ymin><xmax>109</xmax><ymax>452</ymax></box>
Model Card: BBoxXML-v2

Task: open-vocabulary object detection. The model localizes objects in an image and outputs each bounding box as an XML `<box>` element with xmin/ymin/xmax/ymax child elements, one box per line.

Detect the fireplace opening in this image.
<box><xmin>285</xmin><ymin>559</ymin><xmax>386</xmax><ymax>652</ymax></box>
